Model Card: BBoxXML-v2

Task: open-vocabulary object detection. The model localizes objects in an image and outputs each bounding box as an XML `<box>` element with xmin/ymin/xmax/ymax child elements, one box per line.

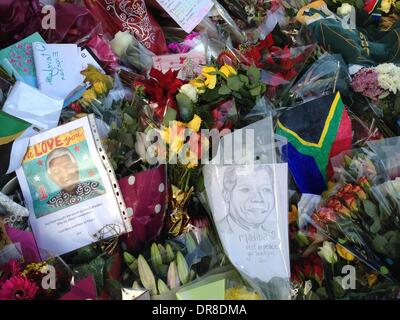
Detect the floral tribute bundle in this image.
<box><xmin>1</xmin><ymin>0</ymin><xmax>400</xmax><ymax>301</ymax></box>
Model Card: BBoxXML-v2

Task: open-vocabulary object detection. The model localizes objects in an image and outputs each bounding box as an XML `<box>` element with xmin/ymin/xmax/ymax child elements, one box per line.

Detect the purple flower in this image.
<box><xmin>184</xmin><ymin>32</ymin><xmax>200</xmax><ymax>42</ymax></box>
<box><xmin>351</xmin><ymin>68</ymin><xmax>383</xmax><ymax>100</ymax></box>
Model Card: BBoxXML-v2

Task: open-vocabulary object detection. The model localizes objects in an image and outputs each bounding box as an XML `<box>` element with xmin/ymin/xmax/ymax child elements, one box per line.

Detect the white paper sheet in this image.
<box><xmin>203</xmin><ymin>163</ymin><xmax>290</xmax><ymax>284</ymax></box>
<box><xmin>2</xmin><ymin>81</ymin><xmax>63</xmax><ymax>130</ymax></box>
<box><xmin>156</xmin><ymin>0</ymin><xmax>214</xmax><ymax>33</ymax></box>
<box><xmin>32</xmin><ymin>43</ymin><xmax>85</xmax><ymax>100</ymax></box>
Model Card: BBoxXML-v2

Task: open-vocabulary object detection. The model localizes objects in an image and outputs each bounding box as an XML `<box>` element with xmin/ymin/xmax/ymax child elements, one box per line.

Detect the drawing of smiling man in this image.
<box><xmin>221</xmin><ymin>166</ymin><xmax>275</xmax><ymax>233</ymax></box>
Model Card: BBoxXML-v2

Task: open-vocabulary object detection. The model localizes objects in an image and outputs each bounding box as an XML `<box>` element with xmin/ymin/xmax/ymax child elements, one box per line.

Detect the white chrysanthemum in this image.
<box><xmin>376</xmin><ymin>63</ymin><xmax>400</xmax><ymax>94</ymax></box>
<box><xmin>337</xmin><ymin>3</ymin><xmax>353</xmax><ymax>16</ymax></box>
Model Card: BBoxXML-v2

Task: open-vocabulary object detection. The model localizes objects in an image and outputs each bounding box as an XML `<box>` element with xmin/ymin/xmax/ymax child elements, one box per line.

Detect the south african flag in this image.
<box><xmin>276</xmin><ymin>92</ymin><xmax>352</xmax><ymax>195</ymax></box>
<box><xmin>0</xmin><ymin>111</ymin><xmax>31</xmax><ymax>176</ymax></box>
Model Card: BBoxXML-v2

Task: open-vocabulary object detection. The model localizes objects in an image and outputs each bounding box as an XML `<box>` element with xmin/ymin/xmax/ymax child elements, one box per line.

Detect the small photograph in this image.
<box><xmin>22</xmin><ymin>127</ymin><xmax>105</xmax><ymax>218</ymax></box>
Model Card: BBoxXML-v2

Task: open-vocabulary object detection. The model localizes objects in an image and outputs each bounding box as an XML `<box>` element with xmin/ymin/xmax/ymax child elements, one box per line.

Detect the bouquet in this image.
<box><xmin>351</xmin><ymin>63</ymin><xmax>400</xmax><ymax>135</ymax></box>
<box><xmin>309</xmin><ymin>145</ymin><xmax>400</xmax><ymax>284</ymax></box>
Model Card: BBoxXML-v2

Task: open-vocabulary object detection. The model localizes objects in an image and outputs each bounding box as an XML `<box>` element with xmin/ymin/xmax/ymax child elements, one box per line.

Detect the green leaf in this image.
<box><xmin>162</xmin><ymin>108</ymin><xmax>177</xmax><ymax>126</ymax></box>
<box><xmin>363</xmin><ymin>200</ymin><xmax>381</xmax><ymax>233</ymax></box>
<box><xmin>372</xmin><ymin>234</ymin><xmax>388</xmax><ymax>256</ymax></box>
<box><xmin>106</xmin><ymin>279</ymin><xmax>122</xmax><ymax>300</ymax></box>
<box><xmin>218</xmin><ymin>85</ymin><xmax>232</xmax><ymax>95</ymax></box>
<box><xmin>380</xmin><ymin>266</ymin><xmax>389</xmax><ymax>275</ymax></box>
<box><xmin>70</xmin><ymin>245</ymin><xmax>99</xmax><ymax>264</ymax></box>
<box><xmin>396</xmin><ymin>1</ymin><xmax>400</xmax><ymax>11</ymax></box>
<box><xmin>332</xmin><ymin>278</ymin><xmax>346</xmax><ymax>298</ymax></box>
<box><xmin>239</xmin><ymin>74</ymin><xmax>249</xmax><ymax>86</ymax></box>
<box><xmin>295</xmin><ymin>231</ymin><xmax>309</xmax><ymax>247</ymax></box>
<box><xmin>196</xmin><ymin>173</ymin><xmax>205</xmax><ymax>192</ymax></box>
<box><xmin>227</xmin><ymin>76</ymin><xmax>244</xmax><ymax>91</ymax></box>
<box><xmin>247</xmin><ymin>64</ymin><xmax>261</xmax><ymax>83</ymax></box>
<box><xmin>355</xmin><ymin>0</ymin><xmax>365</xmax><ymax>9</ymax></box>
<box><xmin>123</xmin><ymin>113</ymin><xmax>135</xmax><ymax>126</ymax></box>
<box><xmin>74</xmin><ymin>256</ymin><xmax>106</xmax><ymax>293</ymax></box>
<box><xmin>250</xmin><ymin>86</ymin><xmax>262</xmax><ymax>97</ymax></box>
<box><xmin>176</xmin><ymin>93</ymin><xmax>194</xmax><ymax>122</ymax></box>
<box><xmin>315</xmin><ymin>287</ymin><xmax>328</xmax><ymax>299</ymax></box>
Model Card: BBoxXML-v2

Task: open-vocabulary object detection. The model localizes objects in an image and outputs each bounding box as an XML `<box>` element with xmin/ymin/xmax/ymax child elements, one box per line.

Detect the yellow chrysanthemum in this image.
<box><xmin>93</xmin><ymin>81</ymin><xmax>108</xmax><ymax>95</ymax></box>
<box><xmin>219</xmin><ymin>64</ymin><xmax>237</xmax><ymax>78</ymax></box>
<box><xmin>82</xmin><ymin>88</ymin><xmax>97</xmax><ymax>103</ymax></box>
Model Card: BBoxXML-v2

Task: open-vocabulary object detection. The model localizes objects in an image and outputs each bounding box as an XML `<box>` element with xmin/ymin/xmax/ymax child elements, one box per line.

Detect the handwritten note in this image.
<box><xmin>156</xmin><ymin>0</ymin><xmax>213</xmax><ymax>33</ymax></box>
<box><xmin>32</xmin><ymin>43</ymin><xmax>85</xmax><ymax>101</ymax></box>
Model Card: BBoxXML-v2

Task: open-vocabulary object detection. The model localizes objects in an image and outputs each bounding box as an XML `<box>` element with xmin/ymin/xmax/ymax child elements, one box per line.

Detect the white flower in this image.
<box><xmin>376</xmin><ymin>63</ymin><xmax>400</xmax><ymax>95</ymax></box>
<box><xmin>135</xmin><ymin>132</ymin><xmax>147</xmax><ymax>162</ymax></box>
<box><xmin>318</xmin><ymin>241</ymin><xmax>338</xmax><ymax>264</ymax></box>
<box><xmin>337</xmin><ymin>3</ymin><xmax>353</xmax><ymax>16</ymax></box>
<box><xmin>110</xmin><ymin>31</ymin><xmax>134</xmax><ymax>57</ymax></box>
<box><xmin>179</xmin><ymin>83</ymin><xmax>198</xmax><ymax>103</ymax></box>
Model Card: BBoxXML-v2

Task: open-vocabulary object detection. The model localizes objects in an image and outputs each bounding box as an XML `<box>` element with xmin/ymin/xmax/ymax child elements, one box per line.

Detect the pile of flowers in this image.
<box><xmin>2</xmin><ymin>0</ymin><xmax>400</xmax><ymax>302</ymax></box>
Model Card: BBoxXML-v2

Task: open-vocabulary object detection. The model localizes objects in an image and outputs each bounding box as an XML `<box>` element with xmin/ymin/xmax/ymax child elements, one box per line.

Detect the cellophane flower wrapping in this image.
<box><xmin>308</xmin><ymin>138</ymin><xmax>400</xmax><ymax>284</ymax></box>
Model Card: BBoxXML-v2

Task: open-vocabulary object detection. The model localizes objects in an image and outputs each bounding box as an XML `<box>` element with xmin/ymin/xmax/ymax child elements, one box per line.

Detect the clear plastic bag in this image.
<box><xmin>203</xmin><ymin>116</ymin><xmax>291</xmax><ymax>299</ymax></box>
<box><xmin>289</xmin><ymin>53</ymin><xmax>351</xmax><ymax>104</ymax></box>
<box><xmin>308</xmin><ymin>142</ymin><xmax>400</xmax><ymax>283</ymax></box>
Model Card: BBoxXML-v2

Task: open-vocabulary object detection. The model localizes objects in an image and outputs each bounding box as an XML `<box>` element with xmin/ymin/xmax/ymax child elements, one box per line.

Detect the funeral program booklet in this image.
<box><xmin>16</xmin><ymin>115</ymin><xmax>132</xmax><ymax>260</ymax></box>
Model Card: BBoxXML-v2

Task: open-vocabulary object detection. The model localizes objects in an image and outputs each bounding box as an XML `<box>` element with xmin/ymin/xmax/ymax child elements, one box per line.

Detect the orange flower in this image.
<box><xmin>326</xmin><ymin>198</ymin><xmax>351</xmax><ymax>216</ymax></box>
<box><xmin>342</xmin><ymin>193</ymin><xmax>358</xmax><ymax>212</ymax></box>
<box><xmin>357</xmin><ymin>176</ymin><xmax>371</xmax><ymax>190</ymax></box>
<box><xmin>352</xmin><ymin>185</ymin><xmax>367</xmax><ymax>200</ymax></box>
<box><xmin>314</xmin><ymin>207</ymin><xmax>336</xmax><ymax>223</ymax></box>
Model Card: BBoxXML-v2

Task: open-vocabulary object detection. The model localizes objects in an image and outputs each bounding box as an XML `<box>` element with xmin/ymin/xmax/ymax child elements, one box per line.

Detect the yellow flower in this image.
<box><xmin>367</xmin><ymin>273</ymin><xmax>378</xmax><ymax>287</ymax></box>
<box><xmin>182</xmin><ymin>148</ymin><xmax>198</xmax><ymax>169</ymax></box>
<box><xmin>288</xmin><ymin>205</ymin><xmax>298</xmax><ymax>225</ymax></box>
<box><xmin>82</xmin><ymin>88</ymin><xmax>97</xmax><ymax>103</ymax></box>
<box><xmin>335</xmin><ymin>244</ymin><xmax>355</xmax><ymax>261</ymax></box>
<box><xmin>22</xmin><ymin>262</ymin><xmax>47</xmax><ymax>276</ymax></box>
<box><xmin>161</xmin><ymin>121</ymin><xmax>186</xmax><ymax>154</ymax></box>
<box><xmin>202</xmin><ymin>66</ymin><xmax>217</xmax><ymax>89</ymax></box>
<box><xmin>225</xmin><ymin>287</ymin><xmax>261</xmax><ymax>300</ymax></box>
<box><xmin>187</xmin><ymin>114</ymin><xmax>202</xmax><ymax>132</ymax></box>
<box><xmin>380</xmin><ymin>0</ymin><xmax>393</xmax><ymax>13</ymax></box>
<box><xmin>81</xmin><ymin>64</ymin><xmax>113</xmax><ymax>89</ymax></box>
<box><xmin>93</xmin><ymin>81</ymin><xmax>108</xmax><ymax>95</ymax></box>
<box><xmin>219</xmin><ymin>64</ymin><xmax>237</xmax><ymax>78</ymax></box>
<box><xmin>190</xmin><ymin>78</ymin><xmax>206</xmax><ymax>94</ymax></box>
<box><xmin>190</xmin><ymin>78</ymin><xmax>205</xmax><ymax>88</ymax></box>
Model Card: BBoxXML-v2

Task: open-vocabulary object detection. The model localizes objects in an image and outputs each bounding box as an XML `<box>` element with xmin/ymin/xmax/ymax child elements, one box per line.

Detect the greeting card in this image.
<box><xmin>0</xmin><ymin>33</ymin><xmax>45</xmax><ymax>87</ymax></box>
